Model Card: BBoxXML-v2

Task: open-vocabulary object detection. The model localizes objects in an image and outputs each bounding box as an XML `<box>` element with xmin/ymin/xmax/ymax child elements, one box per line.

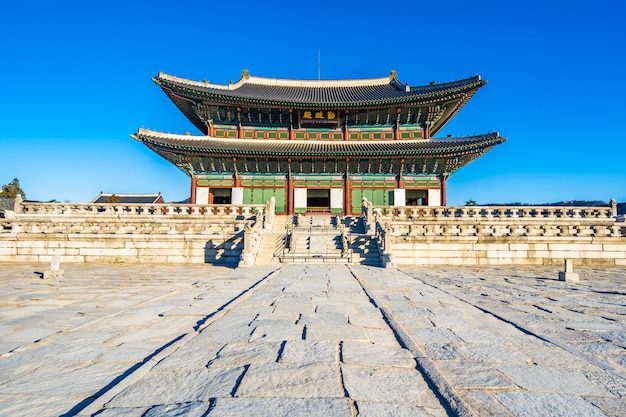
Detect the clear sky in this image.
<box><xmin>1</xmin><ymin>0</ymin><xmax>625</xmax><ymax>205</ymax></box>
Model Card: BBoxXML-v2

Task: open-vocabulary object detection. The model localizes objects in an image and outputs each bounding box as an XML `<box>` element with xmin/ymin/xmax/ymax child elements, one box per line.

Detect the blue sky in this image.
<box><xmin>1</xmin><ymin>0</ymin><xmax>625</xmax><ymax>205</ymax></box>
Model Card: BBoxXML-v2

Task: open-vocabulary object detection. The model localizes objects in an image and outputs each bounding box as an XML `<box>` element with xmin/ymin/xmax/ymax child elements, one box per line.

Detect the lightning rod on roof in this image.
<box><xmin>318</xmin><ymin>49</ymin><xmax>321</xmax><ymax>80</ymax></box>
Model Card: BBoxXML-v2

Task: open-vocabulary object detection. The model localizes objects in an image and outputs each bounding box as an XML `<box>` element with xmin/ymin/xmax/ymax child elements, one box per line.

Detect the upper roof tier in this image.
<box><xmin>154</xmin><ymin>70</ymin><xmax>487</xmax><ymax>136</ymax></box>
<box><xmin>154</xmin><ymin>70</ymin><xmax>486</xmax><ymax>108</ymax></box>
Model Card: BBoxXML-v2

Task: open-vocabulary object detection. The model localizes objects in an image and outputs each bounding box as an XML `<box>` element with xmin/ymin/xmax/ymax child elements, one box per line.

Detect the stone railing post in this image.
<box><xmin>362</xmin><ymin>197</ymin><xmax>375</xmax><ymax>235</ymax></box>
<box><xmin>14</xmin><ymin>194</ymin><xmax>23</xmax><ymax>213</ymax></box>
<box><xmin>264</xmin><ymin>196</ymin><xmax>275</xmax><ymax>232</ymax></box>
<box><xmin>611</xmin><ymin>199</ymin><xmax>617</xmax><ymax>217</ymax></box>
<box><xmin>380</xmin><ymin>223</ymin><xmax>396</xmax><ymax>268</ymax></box>
<box><xmin>239</xmin><ymin>220</ymin><xmax>257</xmax><ymax>267</ymax></box>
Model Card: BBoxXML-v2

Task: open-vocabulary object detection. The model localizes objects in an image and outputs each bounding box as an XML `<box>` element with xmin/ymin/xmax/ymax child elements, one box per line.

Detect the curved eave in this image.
<box><xmin>160</xmin><ymin>87</ymin><xmax>208</xmax><ymax>135</ymax></box>
<box><xmin>154</xmin><ymin>73</ymin><xmax>485</xmax><ymax>109</ymax></box>
<box><xmin>133</xmin><ymin>129</ymin><xmax>505</xmax><ymax>161</ymax></box>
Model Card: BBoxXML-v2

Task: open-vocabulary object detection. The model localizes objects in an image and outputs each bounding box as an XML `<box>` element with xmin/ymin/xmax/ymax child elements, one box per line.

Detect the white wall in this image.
<box><xmin>294</xmin><ymin>188</ymin><xmax>307</xmax><ymax>210</ymax></box>
<box><xmin>428</xmin><ymin>189</ymin><xmax>441</xmax><ymax>207</ymax></box>
<box><xmin>196</xmin><ymin>187</ymin><xmax>209</xmax><ymax>204</ymax></box>
<box><xmin>330</xmin><ymin>188</ymin><xmax>343</xmax><ymax>211</ymax></box>
<box><xmin>231</xmin><ymin>187</ymin><xmax>243</xmax><ymax>205</ymax></box>
<box><xmin>393</xmin><ymin>189</ymin><xmax>406</xmax><ymax>206</ymax></box>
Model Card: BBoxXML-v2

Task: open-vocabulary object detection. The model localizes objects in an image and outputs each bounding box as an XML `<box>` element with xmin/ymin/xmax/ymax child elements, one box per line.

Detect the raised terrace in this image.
<box><xmin>1</xmin><ymin>196</ymin><xmax>624</xmax><ymax>266</ymax></box>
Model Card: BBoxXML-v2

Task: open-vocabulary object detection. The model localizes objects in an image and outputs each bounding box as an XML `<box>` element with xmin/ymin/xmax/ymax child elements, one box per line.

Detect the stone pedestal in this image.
<box><xmin>558</xmin><ymin>259</ymin><xmax>579</xmax><ymax>283</ymax></box>
<box><xmin>43</xmin><ymin>255</ymin><xmax>64</xmax><ymax>279</ymax></box>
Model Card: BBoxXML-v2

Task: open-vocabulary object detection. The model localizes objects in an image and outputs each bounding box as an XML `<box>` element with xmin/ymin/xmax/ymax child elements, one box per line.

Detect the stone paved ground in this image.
<box><xmin>0</xmin><ymin>263</ymin><xmax>624</xmax><ymax>416</ymax></box>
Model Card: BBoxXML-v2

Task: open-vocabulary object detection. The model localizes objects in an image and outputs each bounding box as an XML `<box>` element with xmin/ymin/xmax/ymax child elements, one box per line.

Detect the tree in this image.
<box><xmin>105</xmin><ymin>194</ymin><xmax>121</xmax><ymax>203</ymax></box>
<box><xmin>465</xmin><ymin>198</ymin><xmax>477</xmax><ymax>206</ymax></box>
<box><xmin>0</xmin><ymin>178</ymin><xmax>26</xmax><ymax>199</ymax></box>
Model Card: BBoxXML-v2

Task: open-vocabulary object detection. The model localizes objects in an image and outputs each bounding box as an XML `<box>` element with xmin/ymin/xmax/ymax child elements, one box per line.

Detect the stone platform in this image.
<box><xmin>0</xmin><ymin>263</ymin><xmax>624</xmax><ymax>416</ymax></box>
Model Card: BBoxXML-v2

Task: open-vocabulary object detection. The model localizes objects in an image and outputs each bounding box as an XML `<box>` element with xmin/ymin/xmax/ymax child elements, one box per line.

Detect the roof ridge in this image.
<box><xmin>157</xmin><ymin>71</ymin><xmax>398</xmax><ymax>90</ymax></box>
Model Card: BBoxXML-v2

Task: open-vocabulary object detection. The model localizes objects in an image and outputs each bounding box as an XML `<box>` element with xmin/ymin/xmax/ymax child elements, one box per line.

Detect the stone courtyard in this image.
<box><xmin>0</xmin><ymin>263</ymin><xmax>624</xmax><ymax>416</ymax></box>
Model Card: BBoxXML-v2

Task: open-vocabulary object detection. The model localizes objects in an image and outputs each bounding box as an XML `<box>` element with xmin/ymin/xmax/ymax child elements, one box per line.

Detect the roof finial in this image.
<box><xmin>242</xmin><ymin>68</ymin><xmax>250</xmax><ymax>80</ymax></box>
<box><xmin>389</xmin><ymin>69</ymin><xmax>397</xmax><ymax>81</ymax></box>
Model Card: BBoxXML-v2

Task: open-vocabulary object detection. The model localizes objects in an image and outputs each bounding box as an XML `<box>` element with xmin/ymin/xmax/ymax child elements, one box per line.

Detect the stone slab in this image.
<box><xmin>208</xmin><ymin>397</ymin><xmax>352</xmax><ymax>417</ymax></box>
<box><xmin>234</xmin><ymin>362</ymin><xmax>343</xmax><ymax>398</ymax></box>
<box><xmin>494</xmin><ymin>392</ymin><xmax>608</xmax><ymax>417</ymax></box>
<box><xmin>107</xmin><ymin>367</ymin><xmax>246</xmax><ymax>407</ymax></box>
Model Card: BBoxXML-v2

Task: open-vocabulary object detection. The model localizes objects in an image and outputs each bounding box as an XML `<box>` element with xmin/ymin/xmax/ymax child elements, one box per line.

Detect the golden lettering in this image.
<box><xmin>315</xmin><ymin>111</ymin><xmax>324</xmax><ymax>119</ymax></box>
<box><xmin>303</xmin><ymin>111</ymin><xmax>312</xmax><ymax>119</ymax></box>
<box><xmin>327</xmin><ymin>111</ymin><xmax>336</xmax><ymax>120</ymax></box>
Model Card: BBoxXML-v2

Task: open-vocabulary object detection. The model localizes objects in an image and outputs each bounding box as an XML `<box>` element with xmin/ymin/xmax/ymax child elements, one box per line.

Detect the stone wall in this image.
<box><xmin>368</xmin><ymin>204</ymin><xmax>626</xmax><ymax>266</ymax></box>
<box><xmin>0</xmin><ymin>200</ymin><xmax>266</xmax><ymax>265</ymax></box>
<box><xmin>0</xmin><ymin>233</ymin><xmax>243</xmax><ymax>264</ymax></box>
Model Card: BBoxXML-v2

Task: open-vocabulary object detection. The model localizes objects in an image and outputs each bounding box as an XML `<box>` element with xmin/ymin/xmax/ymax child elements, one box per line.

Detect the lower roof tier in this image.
<box><xmin>132</xmin><ymin>128</ymin><xmax>506</xmax><ymax>177</ymax></box>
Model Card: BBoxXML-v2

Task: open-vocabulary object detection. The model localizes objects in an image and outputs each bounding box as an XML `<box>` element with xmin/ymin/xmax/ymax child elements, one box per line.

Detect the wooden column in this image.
<box><xmin>440</xmin><ymin>174</ymin><xmax>447</xmax><ymax>206</ymax></box>
<box><xmin>286</xmin><ymin>166</ymin><xmax>293</xmax><ymax>215</ymax></box>
<box><xmin>289</xmin><ymin>109</ymin><xmax>295</xmax><ymax>140</ymax></box>
<box><xmin>395</xmin><ymin>108</ymin><xmax>401</xmax><ymax>140</ymax></box>
<box><xmin>343</xmin><ymin>110</ymin><xmax>349</xmax><ymax>141</ymax></box>
<box><xmin>344</xmin><ymin>158</ymin><xmax>352</xmax><ymax>215</ymax></box>
<box><xmin>237</xmin><ymin>107</ymin><xmax>243</xmax><ymax>138</ymax></box>
<box><xmin>190</xmin><ymin>177</ymin><xmax>197</xmax><ymax>204</ymax></box>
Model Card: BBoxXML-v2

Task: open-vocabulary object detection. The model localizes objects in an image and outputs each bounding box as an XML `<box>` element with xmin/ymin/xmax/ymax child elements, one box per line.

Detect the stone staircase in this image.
<box><xmin>252</xmin><ymin>214</ymin><xmax>382</xmax><ymax>267</ymax></box>
<box><xmin>342</xmin><ymin>216</ymin><xmax>381</xmax><ymax>266</ymax></box>
<box><xmin>286</xmin><ymin>219</ymin><xmax>346</xmax><ymax>264</ymax></box>
<box><xmin>253</xmin><ymin>215</ymin><xmax>289</xmax><ymax>266</ymax></box>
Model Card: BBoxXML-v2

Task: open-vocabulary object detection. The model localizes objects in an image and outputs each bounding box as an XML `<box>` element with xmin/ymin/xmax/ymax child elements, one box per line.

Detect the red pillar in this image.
<box><xmin>440</xmin><ymin>175</ymin><xmax>447</xmax><ymax>206</ymax></box>
<box><xmin>345</xmin><ymin>173</ymin><xmax>352</xmax><ymax>216</ymax></box>
<box><xmin>190</xmin><ymin>177</ymin><xmax>197</xmax><ymax>204</ymax></box>
<box><xmin>286</xmin><ymin>170</ymin><xmax>293</xmax><ymax>215</ymax></box>
<box><xmin>395</xmin><ymin>109</ymin><xmax>401</xmax><ymax>140</ymax></box>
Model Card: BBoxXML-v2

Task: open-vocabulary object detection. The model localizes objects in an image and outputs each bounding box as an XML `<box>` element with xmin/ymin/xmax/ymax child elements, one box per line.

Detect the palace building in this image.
<box><xmin>133</xmin><ymin>70</ymin><xmax>505</xmax><ymax>214</ymax></box>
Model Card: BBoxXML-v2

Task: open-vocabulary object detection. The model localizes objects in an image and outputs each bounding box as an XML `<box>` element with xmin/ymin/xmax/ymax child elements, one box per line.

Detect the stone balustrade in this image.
<box><xmin>1</xmin><ymin>218</ymin><xmax>247</xmax><ymax>236</ymax></box>
<box><xmin>239</xmin><ymin>217</ymin><xmax>264</xmax><ymax>267</ymax></box>
<box><xmin>381</xmin><ymin>221</ymin><xmax>624</xmax><ymax>239</ymax></box>
<box><xmin>16</xmin><ymin>201</ymin><xmax>264</xmax><ymax>217</ymax></box>
<box><xmin>373</xmin><ymin>205</ymin><xmax>615</xmax><ymax>221</ymax></box>
<box><xmin>366</xmin><ymin>203</ymin><xmax>626</xmax><ymax>266</ymax></box>
<box><xmin>0</xmin><ymin>200</ymin><xmax>275</xmax><ymax>265</ymax></box>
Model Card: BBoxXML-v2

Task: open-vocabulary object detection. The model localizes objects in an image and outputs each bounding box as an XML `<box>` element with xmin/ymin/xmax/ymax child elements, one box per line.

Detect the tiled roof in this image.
<box><xmin>133</xmin><ymin>129</ymin><xmax>506</xmax><ymax>159</ymax></box>
<box><xmin>154</xmin><ymin>71</ymin><xmax>485</xmax><ymax>107</ymax></box>
<box><xmin>0</xmin><ymin>196</ymin><xmax>14</xmax><ymax>212</ymax></box>
<box><xmin>91</xmin><ymin>193</ymin><xmax>164</xmax><ymax>204</ymax></box>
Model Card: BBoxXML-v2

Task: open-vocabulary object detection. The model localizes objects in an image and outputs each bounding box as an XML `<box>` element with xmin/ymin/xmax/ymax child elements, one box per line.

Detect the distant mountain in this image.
<box><xmin>482</xmin><ymin>200</ymin><xmax>609</xmax><ymax>207</ymax></box>
<box><xmin>543</xmin><ymin>200</ymin><xmax>608</xmax><ymax>207</ymax></box>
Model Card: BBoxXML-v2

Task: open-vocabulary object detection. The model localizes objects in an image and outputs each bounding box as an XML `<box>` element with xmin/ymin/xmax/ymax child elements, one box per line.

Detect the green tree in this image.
<box><xmin>0</xmin><ymin>178</ymin><xmax>26</xmax><ymax>199</ymax></box>
<box><xmin>106</xmin><ymin>194</ymin><xmax>121</xmax><ymax>203</ymax></box>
